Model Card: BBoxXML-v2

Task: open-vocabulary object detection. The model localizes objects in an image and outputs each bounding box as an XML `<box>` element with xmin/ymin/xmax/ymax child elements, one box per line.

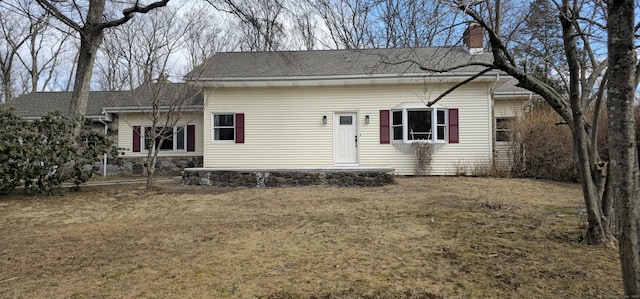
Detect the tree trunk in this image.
<box><xmin>1</xmin><ymin>57</ymin><xmax>14</xmax><ymax>103</ymax></box>
<box><xmin>558</xmin><ymin>0</ymin><xmax>615</xmax><ymax>245</ymax></box>
<box><xmin>1</xmin><ymin>71</ymin><xmax>12</xmax><ymax>103</ymax></box>
<box><xmin>67</xmin><ymin>0</ymin><xmax>106</xmax><ymax>118</ymax></box>
<box><xmin>572</xmin><ymin>118</ymin><xmax>614</xmax><ymax>245</ymax></box>
<box><xmin>608</xmin><ymin>0</ymin><xmax>640</xmax><ymax>295</ymax></box>
<box><xmin>146</xmin><ymin>151</ymin><xmax>157</xmax><ymax>190</ymax></box>
<box><xmin>69</xmin><ymin>29</ymin><xmax>103</xmax><ymax>118</ymax></box>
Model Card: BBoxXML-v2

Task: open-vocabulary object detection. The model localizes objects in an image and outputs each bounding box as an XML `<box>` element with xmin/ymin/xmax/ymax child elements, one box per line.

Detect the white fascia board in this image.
<box><xmin>102</xmin><ymin>105</ymin><xmax>203</xmax><ymax>113</ymax></box>
<box><xmin>21</xmin><ymin>115</ymin><xmax>113</xmax><ymax>122</ymax></box>
<box><xmin>87</xmin><ymin>114</ymin><xmax>113</xmax><ymax>122</ymax></box>
<box><xmin>189</xmin><ymin>72</ymin><xmax>505</xmax><ymax>88</ymax></box>
<box><xmin>493</xmin><ymin>92</ymin><xmax>539</xmax><ymax>100</ymax></box>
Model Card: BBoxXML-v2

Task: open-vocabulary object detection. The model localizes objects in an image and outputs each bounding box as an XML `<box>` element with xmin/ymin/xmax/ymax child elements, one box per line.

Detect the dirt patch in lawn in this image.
<box><xmin>0</xmin><ymin>177</ymin><xmax>622</xmax><ymax>298</ymax></box>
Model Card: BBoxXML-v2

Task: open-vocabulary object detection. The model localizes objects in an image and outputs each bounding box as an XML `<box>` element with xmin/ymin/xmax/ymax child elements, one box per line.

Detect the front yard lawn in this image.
<box><xmin>0</xmin><ymin>177</ymin><xmax>622</xmax><ymax>298</ymax></box>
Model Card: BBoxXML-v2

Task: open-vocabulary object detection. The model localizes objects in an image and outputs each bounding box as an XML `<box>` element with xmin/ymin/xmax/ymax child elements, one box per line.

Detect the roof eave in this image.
<box><xmin>102</xmin><ymin>105</ymin><xmax>203</xmax><ymax>113</ymax></box>
<box><xmin>21</xmin><ymin>114</ymin><xmax>112</xmax><ymax>122</ymax></box>
<box><xmin>493</xmin><ymin>91</ymin><xmax>541</xmax><ymax>100</ymax></box>
<box><xmin>189</xmin><ymin>72</ymin><xmax>504</xmax><ymax>88</ymax></box>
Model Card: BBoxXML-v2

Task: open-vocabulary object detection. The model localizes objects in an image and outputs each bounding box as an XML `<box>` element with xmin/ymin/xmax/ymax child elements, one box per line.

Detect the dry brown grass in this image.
<box><xmin>0</xmin><ymin>177</ymin><xmax>622</xmax><ymax>298</ymax></box>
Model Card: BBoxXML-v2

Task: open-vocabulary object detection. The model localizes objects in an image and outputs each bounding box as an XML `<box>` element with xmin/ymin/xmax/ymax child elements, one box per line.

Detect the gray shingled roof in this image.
<box><xmin>5</xmin><ymin>91</ymin><xmax>123</xmax><ymax>118</ymax></box>
<box><xmin>494</xmin><ymin>78</ymin><xmax>538</xmax><ymax>96</ymax></box>
<box><xmin>108</xmin><ymin>83</ymin><xmax>204</xmax><ymax>109</ymax></box>
<box><xmin>5</xmin><ymin>83</ymin><xmax>203</xmax><ymax>119</ymax></box>
<box><xmin>186</xmin><ymin>47</ymin><xmax>496</xmax><ymax>81</ymax></box>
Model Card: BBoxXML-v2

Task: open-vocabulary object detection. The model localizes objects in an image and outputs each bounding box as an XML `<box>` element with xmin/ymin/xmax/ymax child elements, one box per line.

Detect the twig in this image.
<box><xmin>0</xmin><ymin>277</ymin><xmax>18</xmax><ymax>284</ymax></box>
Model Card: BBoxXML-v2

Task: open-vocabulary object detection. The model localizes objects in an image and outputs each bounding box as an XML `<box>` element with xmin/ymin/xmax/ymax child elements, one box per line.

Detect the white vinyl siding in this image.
<box><xmin>203</xmin><ymin>82</ymin><xmax>493</xmax><ymax>175</ymax></box>
<box><xmin>117</xmin><ymin>112</ymin><xmax>203</xmax><ymax>157</ymax></box>
<box><xmin>493</xmin><ymin>98</ymin><xmax>527</xmax><ymax>168</ymax></box>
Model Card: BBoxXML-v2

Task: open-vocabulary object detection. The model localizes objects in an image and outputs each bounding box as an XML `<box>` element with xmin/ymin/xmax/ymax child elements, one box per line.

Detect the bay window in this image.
<box><xmin>391</xmin><ymin>107</ymin><xmax>448</xmax><ymax>142</ymax></box>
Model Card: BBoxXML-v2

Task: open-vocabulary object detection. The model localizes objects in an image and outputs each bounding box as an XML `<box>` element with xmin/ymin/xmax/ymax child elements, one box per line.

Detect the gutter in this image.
<box><xmin>489</xmin><ymin>74</ymin><xmax>500</xmax><ymax>166</ymax></box>
<box><xmin>189</xmin><ymin>73</ymin><xmax>504</xmax><ymax>88</ymax></box>
<box><xmin>191</xmin><ymin>71</ymin><xmax>503</xmax><ymax>82</ymax></box>
<box><xmin>102</xmin><ymin>105</ymin><xmax>203</xmax><ymax>113</ymax></box>
<box><xmin>21</xmin><ymin>114</ymin><xmax>112</xmax><ymax>122</ymax></box>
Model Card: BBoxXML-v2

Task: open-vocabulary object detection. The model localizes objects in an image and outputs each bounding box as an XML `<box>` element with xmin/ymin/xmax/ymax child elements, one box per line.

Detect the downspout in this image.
<box><xmin>489</xmin><ymin>74</ymin><xmax>500</xmax><ymax>166</ymax></box>
<box><xmin>99</xmin><ymin>117</ymin><xmax>108</xmax><ymax>177</ymax></box>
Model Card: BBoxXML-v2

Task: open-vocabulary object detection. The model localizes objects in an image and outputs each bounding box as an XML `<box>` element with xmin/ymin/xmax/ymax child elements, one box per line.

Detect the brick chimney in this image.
<box><xmin>463</xmin><ymin>22</ymin><xmax>483</xmax><ymax>54</ymax></box>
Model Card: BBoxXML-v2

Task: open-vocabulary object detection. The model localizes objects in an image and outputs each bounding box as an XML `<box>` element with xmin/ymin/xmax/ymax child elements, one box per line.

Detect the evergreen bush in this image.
<box><xmin>0</xmin><ymin>106</ymin><xmax>113</xmax><ymax>195</ymax></box>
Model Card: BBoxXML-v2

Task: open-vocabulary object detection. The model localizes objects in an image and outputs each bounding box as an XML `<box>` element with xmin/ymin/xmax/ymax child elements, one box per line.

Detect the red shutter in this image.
<box><xmin>380</xmin><ymin>110</ymin><xmax>390</xmax><ymax>144</ymax></box>
<box><xmin>235</xmin><ymin>113</ymin><xmax>245</xmax><ymax>144</ymax></box>
<box><xmin>133</xmin><ymin>126</ymin><xmax>141</xmax><ymax>152</ymax></box>
<box><xmin>187</xmin><ymin>125</ymin><xmax>195</xmax><ymax>152</ymax></box>
<box><xmin>448</xmin><ymin>108</ymin><xmax>459</xmax><ymax>144</ymax></box>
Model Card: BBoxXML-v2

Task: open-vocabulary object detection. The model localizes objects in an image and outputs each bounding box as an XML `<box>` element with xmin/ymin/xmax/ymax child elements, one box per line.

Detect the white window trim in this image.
<box><xmin>142</xmin><ymin>125</ymin><xmax>187</xmax><ymax>152</ymax></box>
<box><xmin>212</xmin><ymin>113</ymin><xmax>236</xmax><ymax>143</ymax></box>
<box><xmin>391</xmin><ymin>107</ymin><xmax>448</xmax><ymax>144</ymax></box>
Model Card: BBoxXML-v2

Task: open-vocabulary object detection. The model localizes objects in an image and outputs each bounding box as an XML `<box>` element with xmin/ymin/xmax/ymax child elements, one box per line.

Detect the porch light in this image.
<box><xmin>365</xmin><ymin>114</ymin><xmax>370</xmax><ymax>124</ymax></box>
<box><xmin>323</xmin><ymin>115</ymin><xmax>328</xmax><ymax>124</ymax></box>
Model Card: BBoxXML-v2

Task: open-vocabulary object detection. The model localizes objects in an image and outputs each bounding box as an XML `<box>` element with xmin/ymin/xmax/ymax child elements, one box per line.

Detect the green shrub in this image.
<box><xmin>0</xmin><ymin>106</ymin><xmax>113</xmax><ymax>195</ymax></box>
<box><xmin>0</xmin><ymin>107</ymin><xmax>29</xmax><ymax>194</ymax></box>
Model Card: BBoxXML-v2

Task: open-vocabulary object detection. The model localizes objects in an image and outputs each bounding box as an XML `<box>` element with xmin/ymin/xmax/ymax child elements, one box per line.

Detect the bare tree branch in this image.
<box><xmin>425</xmin><ymin>67</ymin><xmax>496</xmax><ymax>107</ymax></box>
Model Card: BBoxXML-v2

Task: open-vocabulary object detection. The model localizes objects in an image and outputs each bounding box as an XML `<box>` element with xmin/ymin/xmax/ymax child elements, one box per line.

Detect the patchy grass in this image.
<box><xmin>0</xmin><ymin>177</ymin><xmax>622</xmax><ymax>298</ymax></box>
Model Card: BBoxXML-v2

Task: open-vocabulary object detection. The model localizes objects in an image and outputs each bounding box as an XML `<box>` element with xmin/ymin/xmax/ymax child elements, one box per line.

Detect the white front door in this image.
<box><xmin>334</xmin><ymin>113</ymin><xmax>358</xmax><ymax>165</ymax></box>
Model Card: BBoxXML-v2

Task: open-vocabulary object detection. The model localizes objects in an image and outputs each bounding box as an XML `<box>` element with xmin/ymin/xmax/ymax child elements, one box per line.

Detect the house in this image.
<box><xmin>183</xmin><ymin>30</ymin><xmax>533</xmax><ymax>178</ymax></box>
<box><xmin>7</xmin><ymin>24</ymin><xmax>536</xmax><ymax>181</ymax></box>
<box><xmin>6</xmin><ymin>83</ymin><xmax>204</xmax><ymax>176</ymax></box>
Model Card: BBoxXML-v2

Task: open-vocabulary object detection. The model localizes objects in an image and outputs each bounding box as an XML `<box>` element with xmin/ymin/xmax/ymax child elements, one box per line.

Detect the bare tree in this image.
<box><xmin>12</xmin><ymin>1</ymin><xmax>75</xmax><ymax>93</ymax></box>
<box><xmin>34</xmin><ymin>0</ymin><xmax>171</xmax><ymax>118</ymax></box>
<box><xmin>0</xmin><ymin>1</ymin><xmax>33</xmax><ymax>103</ymax></box>
<box><xmin>312</xmin><ymin>0</ymin><xmax>377</xmax><ymax>49</ymax></box>
<box><xmin>607</xmin><ymin>0</ymin><xmax>640</xmax><ymax>295</ymax></box>
<box><xmin>95</xmin><ymin>7</ymin><xmax>186</xmax><ymax>91</ymax></box>
<box><xmin>128</xmin><ymin>80</ymin><xmax>202</xmax><ymax>189</ymax></box>
<box><xmin>512</xmin><ymin>0</ymin><xmax>566</xmax><ymax>90</ymax></box>
<box><xmin>438</xmin><ymin>0</ymin><xmax>614</xmax><ymax>247</ymax></box>
<box><xmin>307</xmin><ymin>0</ymin><xmax>462</xmax><ymax>50</ymax></box>
<box><xmin>376</xmin><ymin>0</ymin><xmax>460</xmax><ymax>48</ymax></box>
<box><xmin>207</xmin><ymin>0</ymin><xmax>286</xmax><ymax>51</ymax></box>
<box><xmin>292</xmin><ymin>2</ymin><xmax>319</xmax><ymax>50</ymax></box>
<box><xmin>181</xmin><ymin>4</ymin><xmax>236</xmax><ymax>70</ymax></box>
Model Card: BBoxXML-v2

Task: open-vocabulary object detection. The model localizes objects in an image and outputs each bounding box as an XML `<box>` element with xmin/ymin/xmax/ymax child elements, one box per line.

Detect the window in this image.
<box><xmin>212</xmin><ymin>113</ymin><xmax>244</xmax><ymax>143</ymax></box>
<box><xmin>339</xmin><ymin>115</ymin><xmax>353</xmax><ymax>125</ymax></box>
<box><xmin>213</xmin><ymin>114</ymin><xmax>235</xmax><ymax>141</ymax></box>
<box><xmin>496</xmin><ymin>118</ymin><xmax>514</xmax><ymax>142</ymax></box>
<box><xmin>143</xmin><ymin>126</ymin><xmax>186</xmax><ymax>151</ymax></box>
<box><xmin>391</xmin><ymin>108</ymin><xmax>448</xmax><ymax>142</ymax></box>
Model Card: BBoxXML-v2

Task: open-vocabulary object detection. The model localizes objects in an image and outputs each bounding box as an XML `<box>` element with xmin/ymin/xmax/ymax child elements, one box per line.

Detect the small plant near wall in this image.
<box><xmin>412</xmin><ymin>142</ymin><xmax>432</xmax><ymax>176</ymax></box>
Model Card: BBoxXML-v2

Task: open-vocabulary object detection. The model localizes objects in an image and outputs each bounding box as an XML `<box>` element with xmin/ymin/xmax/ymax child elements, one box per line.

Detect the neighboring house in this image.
<box><xmin>185</xmin><ymin>26</ymin><xmax>535</xmax><ymax>176</ymax></box>
<box><xmin>6</xmin><ymin>83</ymin><xmax>204</xmax><ymax>175</ymax></box>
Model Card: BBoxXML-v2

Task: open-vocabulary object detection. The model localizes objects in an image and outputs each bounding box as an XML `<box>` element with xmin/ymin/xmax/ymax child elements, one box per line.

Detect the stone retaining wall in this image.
<box><xmin>182</xmin><ymin>168</ymin><xmax>395</xmax><ymax>187</ymax></box>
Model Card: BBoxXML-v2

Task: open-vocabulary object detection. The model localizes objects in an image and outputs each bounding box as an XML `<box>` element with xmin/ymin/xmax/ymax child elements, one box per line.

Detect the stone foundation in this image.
<box><xmin>182</xmin><ymin>168</ymin><xmax>395</xmax><ymax>187</ymax></box>
<box><xmin>94</xmin><ymin>156</ymin><xmax>203</xmax><ymax>176</ymax></box>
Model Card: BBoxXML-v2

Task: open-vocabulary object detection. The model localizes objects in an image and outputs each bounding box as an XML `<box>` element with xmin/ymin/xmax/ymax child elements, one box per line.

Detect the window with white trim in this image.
<box><xmin>391</xmin><ymin>107</ymin><xmax>448</xmax><ymax>142</ymax></box>
<box><xmin>213</xmin><ymin>114</ymin><xmax>235</xmax><ymax>141</ymax></box>
<box><xmin>143</xmin><ymin>126</ymin><xmax>186</xmax><ymax>151</ymax></box>
<box><xmin>495</xmin><ymin>117</ymin><xmax>514</xmax><ymax>142</ymax></box>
